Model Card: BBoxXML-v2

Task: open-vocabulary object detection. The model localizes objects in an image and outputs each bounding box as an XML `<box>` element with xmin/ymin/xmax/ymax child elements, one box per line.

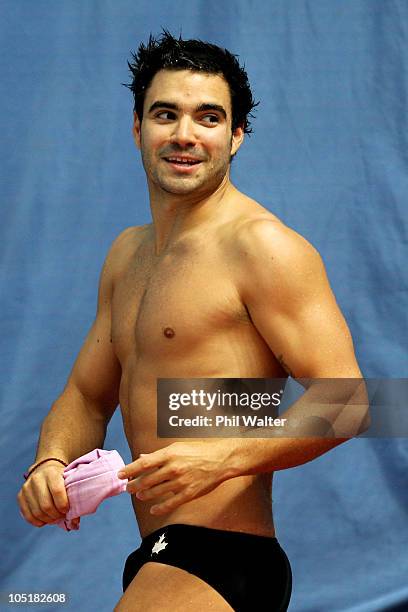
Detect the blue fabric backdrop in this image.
<box><xmin>1</xmin><ymin>1</ymin><xmax>407</xmax><ymax>610</ymax></box>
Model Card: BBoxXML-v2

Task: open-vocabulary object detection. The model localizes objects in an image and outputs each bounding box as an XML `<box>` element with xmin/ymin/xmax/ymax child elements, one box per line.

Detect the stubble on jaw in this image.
<box><xmin>140</xmin><ymin>143</ymin><xmax>232</xmax><ymax>198</ymax></box>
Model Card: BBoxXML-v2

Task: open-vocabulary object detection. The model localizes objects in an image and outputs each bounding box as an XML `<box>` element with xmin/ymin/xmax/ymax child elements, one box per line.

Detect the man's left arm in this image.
<box><xmin>227</xmin><ymin>218</ymin><xmax>369</xmax><ymax>475</ymax></box>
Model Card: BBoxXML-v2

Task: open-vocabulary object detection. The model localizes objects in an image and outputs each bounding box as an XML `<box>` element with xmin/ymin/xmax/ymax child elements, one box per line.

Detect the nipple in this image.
<box><xmin>163</xmin><ymin>327</ymin><xmax>175</xmax><ymax>339</ymax></box>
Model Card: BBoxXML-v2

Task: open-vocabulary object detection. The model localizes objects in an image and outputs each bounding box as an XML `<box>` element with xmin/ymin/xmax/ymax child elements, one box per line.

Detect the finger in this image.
<box><xmin>25</xmin><ymin>477</ymin><xmax>66</xmax><ymax>522</ymax></box>
<box><xmin>29</xmin><ymin>497</ymin><xmax>59</xmax><ymax>523</ymax></box>
<box><xmin>17</xmin><ymin>492</ymin><xmax>47</xmax><ymax>528</ymax></box>
<box><xmin>135</xmin><ymin>480</ymin><xmax>179</xmax><ymax>501</ymax></box>
<box><xmin>126</xmin><ymin>466</ymin><xmax>172</xmax><ymax>494</ymax></box>
<box><xmin>47</xmin><ymin>476</ymin><xmax>70</xmax><ymax>515</ymax></box>
<box><xmin>30</xmin><ymin>478</ymin><xmax>67</xmax><ymax>521</ymax></box>
<box><xmin>150</xmin><ymin>491</ymin><xmax>190</xmax><ymax>516</ymax></box>
<box><xmin>118</xmin><ymin>450</ymin><xmax>167</xmax><ymax>480</ymax></box>
<box><xmin>18</xmin><ymin>464</ymin><xmax>67</xmax><ymax>527</ymax></box>
<box><xmin>18</xmin><ymin>491</ymin><xmax>45</xmax><ymax>527</ymax></box>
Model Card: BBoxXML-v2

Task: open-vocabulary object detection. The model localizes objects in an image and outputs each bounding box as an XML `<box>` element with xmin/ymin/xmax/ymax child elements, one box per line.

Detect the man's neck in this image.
<box><xmin>148</xmin><ymin>175</ymin><xmax>235</xmax><ymax>255</ymax></box>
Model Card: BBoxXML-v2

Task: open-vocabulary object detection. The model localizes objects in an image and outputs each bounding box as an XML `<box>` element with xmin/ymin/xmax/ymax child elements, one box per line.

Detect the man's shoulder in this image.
<box><xmin>227</xmin><ymin>201</ymin><xmax>324</xmax><ymax>290</ymax></box>
<box><xmin>107</xmin><ymin>224</ymin><xmax>150</xmax><ymax>258</ymax></box>
<box><xmin>101</xmin><ymin>224</ymin><xmax>151</xmax><ymax>282</ymax></box>
<box><xmin>232</xmin><ymin>201</ymin><xmax>318</xmax><ymax>262</ymax></box>
<box><xmin>229</xmin><ymin>203</ymin><xmax>327</xmax><ymax>307</ymax></box>
<box><xmin>111</xmin><ymin>223</ymin><xmax>150</xmax><ymax>249</ymax></box>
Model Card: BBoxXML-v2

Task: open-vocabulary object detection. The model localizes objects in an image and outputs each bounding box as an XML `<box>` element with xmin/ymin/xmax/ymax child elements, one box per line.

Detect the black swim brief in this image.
<box><xmin>122</xmin><ymin>523</ymin><xmax>292</xmax><ymax>611</ymax></box>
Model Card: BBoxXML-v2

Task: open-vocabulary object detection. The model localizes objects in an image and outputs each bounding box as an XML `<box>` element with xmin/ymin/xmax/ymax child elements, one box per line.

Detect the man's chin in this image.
<box><xmin>159</xmin><ymin>178</ymin><xmax>206</xmax><ymax>196</ymax></box>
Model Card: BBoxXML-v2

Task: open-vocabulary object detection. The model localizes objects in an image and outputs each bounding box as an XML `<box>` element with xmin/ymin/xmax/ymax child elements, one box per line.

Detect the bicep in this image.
<box><xmin>67</xmin><ymin>310</ymin><xmax>121</xmax><ymax>414</ymax></box>
<box><xmin>64</xmin><ymin>239</ymin><xmax>124</xmax><ymax>416</ymax></box>
<box><xmin>241</xmin><ymin>223</ymin><xmax>361</xmax><ymax>378</ymax></box>
<box><xmin>249</xmin><ymin>274</ymin><xmax>359</xmax><ymax>378</ymax></box>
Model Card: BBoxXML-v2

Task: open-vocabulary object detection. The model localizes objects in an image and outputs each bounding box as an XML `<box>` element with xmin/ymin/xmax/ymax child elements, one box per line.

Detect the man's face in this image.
<box><xmin>133</xmin><ymin>69</ymin><xmax>244</xmax><ymax>198</ymax></box>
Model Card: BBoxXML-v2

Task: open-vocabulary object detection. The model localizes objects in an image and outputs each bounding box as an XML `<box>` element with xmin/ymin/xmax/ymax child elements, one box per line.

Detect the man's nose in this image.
<box><xmin>170</xmin><ymin>116</ymin><xmax>197</xmax><ymax>147</ymax></box>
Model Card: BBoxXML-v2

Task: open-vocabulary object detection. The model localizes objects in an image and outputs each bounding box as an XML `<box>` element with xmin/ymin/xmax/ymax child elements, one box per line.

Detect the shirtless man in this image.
<box><xmin>17</xmin><ymin>32</ymin><xmax>367</xmax><ymax>611</ymax></box>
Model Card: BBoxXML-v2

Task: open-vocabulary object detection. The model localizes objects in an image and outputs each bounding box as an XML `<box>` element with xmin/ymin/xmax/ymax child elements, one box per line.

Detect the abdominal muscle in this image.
<box><xmin>119</xmin><ymin>370</ymin><xmax>276</xmax><ymax>540</ymax></box>
<box><xmin>132</xmin><ymin>473</ymin><xmax>276</xmax><ymax>539</ymax></box>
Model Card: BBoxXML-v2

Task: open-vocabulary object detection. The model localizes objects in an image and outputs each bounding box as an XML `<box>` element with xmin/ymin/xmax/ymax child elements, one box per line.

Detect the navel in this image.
<box><xmin>163</xmin><ymin>327</ymin><xmax>175</xmax><ymax>339</ymax></box>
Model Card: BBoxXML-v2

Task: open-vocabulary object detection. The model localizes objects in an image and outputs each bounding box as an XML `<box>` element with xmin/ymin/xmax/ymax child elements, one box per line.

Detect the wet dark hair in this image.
<box><xmin>124</xmin><ymin>30</ymin><xmax>258</xmax><ymax>135</ymax></box>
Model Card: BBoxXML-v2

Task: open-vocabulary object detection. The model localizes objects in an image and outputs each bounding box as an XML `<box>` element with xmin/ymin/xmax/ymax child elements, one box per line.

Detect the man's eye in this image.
<box><xmin>201</xmin><ymin>114</ymin><xmax>219</xmax><ymax>124</ymax></box>
<box><xmin>156</xmin><ymin>111</ymin><xmax>176</xmax><ymax>120</ymax></box>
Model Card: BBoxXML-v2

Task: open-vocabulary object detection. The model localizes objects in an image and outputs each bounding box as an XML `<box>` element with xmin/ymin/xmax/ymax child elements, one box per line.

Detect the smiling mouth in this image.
<box><xmin>163</xmin><ymin>157</ymin><xmax>202</xmax><ymax>167</ymax></box>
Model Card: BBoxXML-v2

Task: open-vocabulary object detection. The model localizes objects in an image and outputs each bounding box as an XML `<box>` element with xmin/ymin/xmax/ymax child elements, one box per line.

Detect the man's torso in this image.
<box><xmin>110</xmin><ymin>193</ymin><xmax>286</xmax><ymax>537</ymax></box>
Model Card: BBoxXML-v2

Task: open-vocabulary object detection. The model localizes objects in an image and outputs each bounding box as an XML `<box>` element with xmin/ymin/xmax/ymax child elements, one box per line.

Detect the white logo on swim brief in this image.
<box><xmin>152</xmin><ymin>533</ymin><xmax>168</xmax><ymax>555</ymax></box>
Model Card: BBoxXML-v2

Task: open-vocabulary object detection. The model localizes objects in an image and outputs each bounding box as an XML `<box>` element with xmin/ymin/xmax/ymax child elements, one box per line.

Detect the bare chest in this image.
<box><xmin>111</xmin><ymin>244</ymin><xmax>247</xmax><ymax>365</ymax></box>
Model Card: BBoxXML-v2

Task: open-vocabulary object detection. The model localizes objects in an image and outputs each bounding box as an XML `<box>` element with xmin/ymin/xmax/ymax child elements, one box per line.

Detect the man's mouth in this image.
<box><xmin>163</xmin><ymin>156</ymin><xmax>202</xmax><ymax>167</ymax></box>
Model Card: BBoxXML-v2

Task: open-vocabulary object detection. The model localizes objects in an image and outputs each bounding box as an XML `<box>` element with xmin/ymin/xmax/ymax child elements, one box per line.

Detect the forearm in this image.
<box><xmin>227</xmin><ymin>379</ymin><xmax>369</xmax><ymax>476</ymax></box>
<box><xmin>32</xmin><ymin>385</ymin><xmax>111</xmax><ymax>467</ymax></box>
<box><xmin>227</xmin><ymin>436</ymin><xmax>347</xmax><ymax>476</ymax></box>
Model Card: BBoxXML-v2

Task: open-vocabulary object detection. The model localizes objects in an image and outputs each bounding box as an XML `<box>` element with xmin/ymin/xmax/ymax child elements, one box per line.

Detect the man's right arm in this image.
<box><xmin>17</xmin><ymin>228</ymin><xmax>130</xmax><ymax>527</ymax></box>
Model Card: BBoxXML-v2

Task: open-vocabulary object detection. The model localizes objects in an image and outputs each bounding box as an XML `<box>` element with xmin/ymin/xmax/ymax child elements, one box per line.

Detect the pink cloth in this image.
<box><xmin>57</xmin><ymin>449</ymin><xmax>128</xmax><ymax>531</ymax></box>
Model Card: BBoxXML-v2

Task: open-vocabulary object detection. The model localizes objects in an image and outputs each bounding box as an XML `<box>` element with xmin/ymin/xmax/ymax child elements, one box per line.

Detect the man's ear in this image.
<box><xmin>132</xmin><ymin>112</ymin><xmax>141</xmax><ymax>149</ymax></box>
<box><xmin>230</xmin><ymin>125</ymin><xmax>244</xmax><ymax>157</ymax></box>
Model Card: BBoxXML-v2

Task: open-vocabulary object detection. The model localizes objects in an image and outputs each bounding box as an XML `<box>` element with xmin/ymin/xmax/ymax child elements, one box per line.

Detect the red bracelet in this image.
<box><xmin>23</xmin><ymin>458</ymin><xmax>68</xmax><ymax>481</ymax></box>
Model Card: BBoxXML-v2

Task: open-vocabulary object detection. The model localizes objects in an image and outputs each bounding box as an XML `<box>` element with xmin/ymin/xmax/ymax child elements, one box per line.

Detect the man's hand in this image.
<box><xmin>17</xmin><ymin>463</ymin><xmax>78</xmax><ymax>528</ymax></box>
<box><xmin>117</xmin><ymin>440</ymin><xmax>238</xmax><ymax>516</ymax></box>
